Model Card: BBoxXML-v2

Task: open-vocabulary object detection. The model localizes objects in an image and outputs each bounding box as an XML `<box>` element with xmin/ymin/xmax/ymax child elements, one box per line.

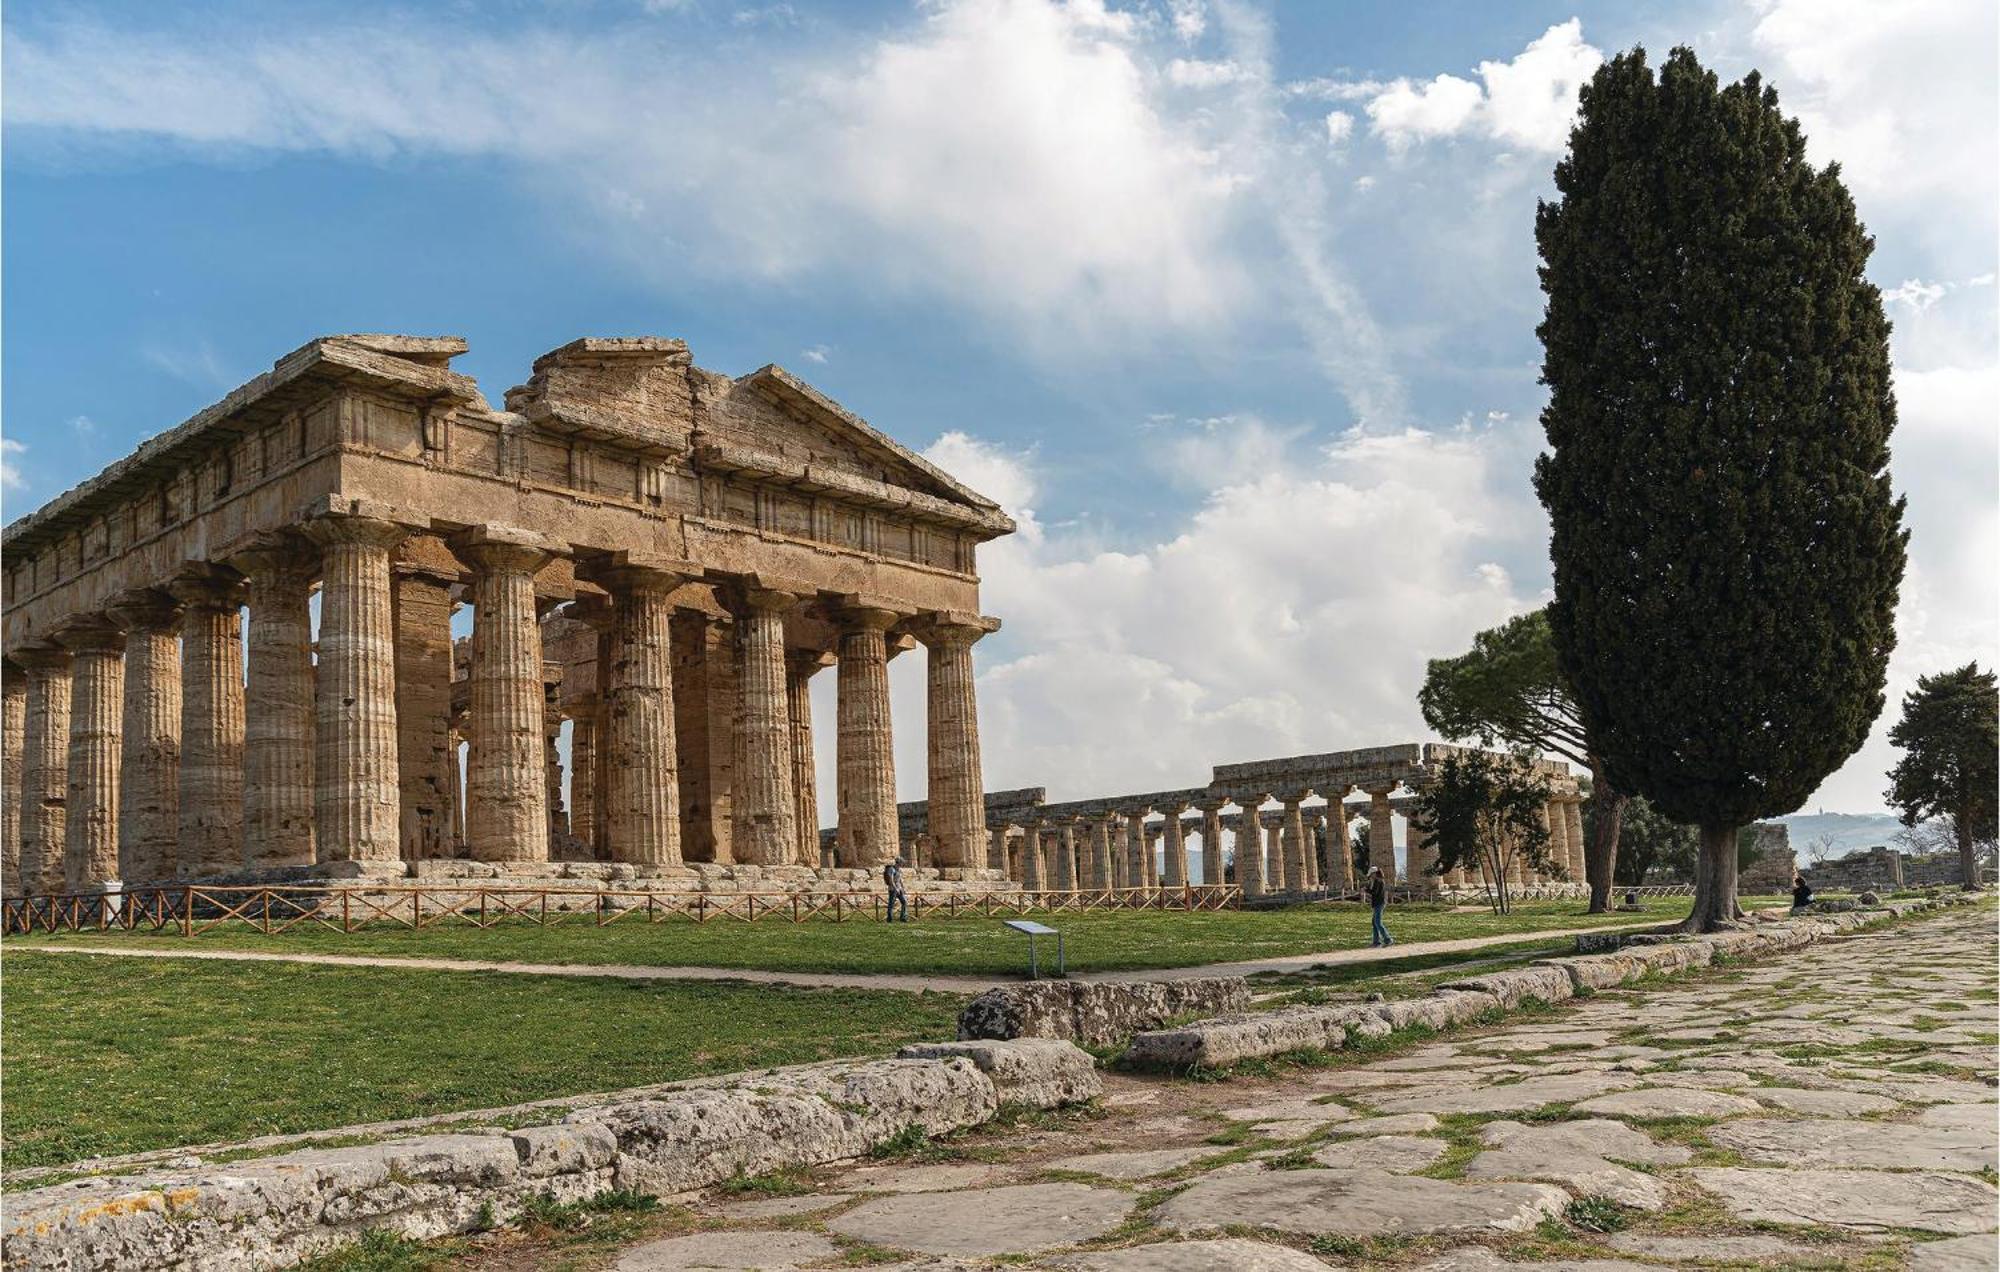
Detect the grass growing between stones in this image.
<box><xmin>1</xmin><ymin>951</ymin><xmax>960</xmax><ymax>1170</ymax></box>
<box><xmin>6</xmin><ymin>897</ymin><xmax>1727</xmax><ymax>977</ymax></box>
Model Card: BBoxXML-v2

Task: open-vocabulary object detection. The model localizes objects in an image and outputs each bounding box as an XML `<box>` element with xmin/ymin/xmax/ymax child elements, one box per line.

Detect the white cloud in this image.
<box><xmin>1884</xmin><ymin>279</ymin><xmax>1948</xmax><ymax>311</ymax></box>
<box><xmin>1167</xmin><ymin>0</ymin><xmax>1205</xmax><ymax>43</ymax></box>
<box><xmin>1166</xmin><ymin>57</ymin><xmax>1245</xmax><ymax>87</ymax></box>
<box><xmin>800</xmin><ymin>344</ymin><xmax>830</xmax><ymax>364</ymax></box>
<box><xmin>1323</xmin><ymin>109</ymin><xmax>1354</xmax><ymax>147</ymax></box>
<box><xmin>0</xmin><ymin>438</ymin><xmax>25</xmax><ymax>492</ymax></box>
<box><xmin>1364</xmin><ymin>19</ymin><xmax>1602</xmax><ymax>153</ymax></box>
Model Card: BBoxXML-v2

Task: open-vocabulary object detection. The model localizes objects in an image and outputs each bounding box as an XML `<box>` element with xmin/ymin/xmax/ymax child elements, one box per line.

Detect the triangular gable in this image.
<box><xmin>706</xmin><ymin>364</ymin><xmax>1003</xmax><ymax>514</ymax></box>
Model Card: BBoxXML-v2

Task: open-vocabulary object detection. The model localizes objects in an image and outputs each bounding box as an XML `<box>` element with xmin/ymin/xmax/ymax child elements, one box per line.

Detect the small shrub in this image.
<box><xmin>1565</xmin><ymin>1195</ymin><xmax>1631</xmax><ymax>1233</ymax></box>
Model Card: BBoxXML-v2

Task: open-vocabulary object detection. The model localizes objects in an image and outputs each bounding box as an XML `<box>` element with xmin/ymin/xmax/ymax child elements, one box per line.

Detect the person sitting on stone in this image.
<box><xmin>884</xmin><ymin>856</ymin><xmax>910</xmax><ymax>923</ymax></box>
<box><xmin>1366</xmin><ymin>866</ymin><xmax>1392</xmax><ymax>947</ymax></box>
<box><xmin>1791</xmin><ymin>873</ymin><xmax>1814</xmax><ymax>915</ymax></box>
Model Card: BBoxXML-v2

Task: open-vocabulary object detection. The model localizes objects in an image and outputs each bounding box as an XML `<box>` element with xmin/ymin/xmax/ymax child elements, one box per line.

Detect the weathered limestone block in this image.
<box><xmin>1537</xmin><ymin>953</ymin><xmax>1641</xmax><ymax>992</ymax></box>
<box><xmin>1126</xmin><ymin>1005</ymin><xmax>1349</xmax><ymax>1069</ymax></box>
<box><xmin>573</xmin><ymin>1057</ymin><xmax>996</xmax><ymax>1195</ymax></box>
<box><xmin>955</xmin><ymin>978</ymin><xmax>1250</xmax><ymax>1048</ymax></box>
<box><xmin>898</xmin><ymin>1039</ymin><xmax>1102</xmax><ymax>1107</ymax></box>
<box><xmin>1438</xmin><ymin>965</ymin><xmax>1574</xmax><ymax>1009</ymax></box>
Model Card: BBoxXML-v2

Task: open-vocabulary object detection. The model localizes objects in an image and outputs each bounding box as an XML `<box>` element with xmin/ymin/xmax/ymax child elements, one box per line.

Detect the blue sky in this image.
<box><xmin>5</xmin><ymin>0</ymin><xmax>1995</xmax><ymax>817</ymax></box>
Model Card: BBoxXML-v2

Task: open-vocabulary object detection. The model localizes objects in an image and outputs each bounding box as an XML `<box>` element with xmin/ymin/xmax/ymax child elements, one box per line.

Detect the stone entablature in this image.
<box><xmin>1</xmin><ymin>334</ymin><xmax>1011</xmax><ymax>896</ymax></box>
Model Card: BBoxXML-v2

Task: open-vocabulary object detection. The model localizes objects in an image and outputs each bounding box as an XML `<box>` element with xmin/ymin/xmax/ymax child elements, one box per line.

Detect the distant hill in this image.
<box><xmin>1775</xmin><ymin>811</ymin><xmax>1912</xmax><ymax>858</ymax></box>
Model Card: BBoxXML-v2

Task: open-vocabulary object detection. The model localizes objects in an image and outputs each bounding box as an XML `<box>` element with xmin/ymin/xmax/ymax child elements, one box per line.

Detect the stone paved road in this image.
<box><xmin>593</xmin><ymin>906</ymin><xmax>1997</xmax><ymax>1270</ymax></box>
<box><xmin>3</xmin><ymin>918</ymin><xmax>1663</xmax><ymax>994</ymax></box>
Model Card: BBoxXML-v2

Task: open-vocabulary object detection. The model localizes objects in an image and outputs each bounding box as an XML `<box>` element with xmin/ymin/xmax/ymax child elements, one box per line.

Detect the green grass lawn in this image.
<box><xmin>5</xmin><ymin>896</ymin><xmax>1778</xmax><ymax>976</ymax></box>
<box><xmin>0</xmin><ymin>953</ymin><xmax>960</xmax><ymax>1171</ymax></box>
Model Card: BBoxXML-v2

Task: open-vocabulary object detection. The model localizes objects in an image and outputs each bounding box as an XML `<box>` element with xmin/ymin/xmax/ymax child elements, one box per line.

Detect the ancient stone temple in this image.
<box><xmin>0</xmin><ymin>335</ymin><xmax>1011</xmax><ymax>896</ymax></box>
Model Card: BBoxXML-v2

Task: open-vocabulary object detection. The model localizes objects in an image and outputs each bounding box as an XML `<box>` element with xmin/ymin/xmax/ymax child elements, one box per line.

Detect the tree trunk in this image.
<box><xmin>1678</xmin><ymin>822</ymin><xmax>1741</xmax><ymax>932</ymax></box>
<box><xmin>1585</xmin><ymin>764</ymin><xmax>1627</xmax><ymax>914</ymax></box>
<box><xmin>1957</xmin><ymin>810</ymin><xmax>1981</xmax><ymax>891</ymax></box>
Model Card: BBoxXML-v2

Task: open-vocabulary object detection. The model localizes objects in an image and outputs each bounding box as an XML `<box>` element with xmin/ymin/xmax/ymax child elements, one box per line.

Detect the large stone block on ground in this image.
<box><xmin>825</xmin><ymin>1182</ymin><xmax>1132</xmax><ymax>1256</ymax></box>
<box><xmin>897</xmin><ymin>1038</ymin><xmax>1101</xmax><ymax>1108</ymax></box>
<box><xmin>1683</xmin><ymin>1167</ymin><xmax>1999</xmax><ymax>1235</ymax></box>
<box><xmin>1438</xmin><ymin>965</ymin><xmax>1574</xmax><ymax>1009</ymax></box>
<box><xmin>1705</xmin><ymin>1118</ymin><xmax>1994</xmax><ymax>1173</ymax></box>
<box><xmin>1153</xmin><ymin>1168</ymin><xmax>1569</xmax><ymax>1237</ymax></box>
<box><xmin>1464</xmin><ymin>1119</ymin><xmax>1689</xmax><ymax>1210</ymax></box>
<box><xmin>1124</xmin><ymin>1005</ymin><xmax>1347</xmax><ymax>1069</ymax></box>
<box><xmin>1537</xmin><ymin>952</ymin><xmax>1640</xmax><ymax>991</ymax></box>
<box><xmin>1050</xmin><ymin>1238</ymin><xmax>1340</xmax><ymax>1269</ymax></box>
<box><xmin>575</xmin><ymin>1057</ymin><xmax>998</xmax><ymax>1196</ymax></box>
<box><xmin>956</xmin><ymin>978</ymin><xmax>1249</xmax><ymax>1047</ymax></box>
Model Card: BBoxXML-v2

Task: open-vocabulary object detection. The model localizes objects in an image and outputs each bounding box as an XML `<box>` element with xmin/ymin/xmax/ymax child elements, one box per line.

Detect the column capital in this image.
<box><xmin>452</xmin><ymin>525</ymin><xmax>559</xmax><ymax>575</ymax></box>
<box><xmin>912</xmin><ymin>610</ymin><xmax>1001</xmax><ymax>648</ymax></box>
<box><xmin>53</xmin><ymin>616</ymin><xmax>126</xmax><ymax>655</ymax></box>
<box><xmin>13</xmin><ymin>644</ymin><xmax>72</xmax><ymax>674</ymax></box>
<box><xmin>2</xmin><ymin>658</ymin><xmax>24</xmax><ymax>690</ymax></box>
<box><xmin>298</xmin><ymin>502</ymin><xmax>412</xmax><ymax>551</ymax></box>
<box><xmin>1279</xmin><ymin>792</ymin><xmax>1307</xmax><ymax>808</ymax></box>
<box><xmin>569</xmin><ymin>593</ymin><xmax>616</xmax><ymax>631</ymax></box>
<box><xmin>837</xmin><ymin>593</ymin><xmax>917</xmax><ymax>632</ymax></box>
<box><xmin>787</xmin><ymin>647</ymin><xmax>837</xmax><ymax>675</ymax></box>
<box><xmin>226</xmin><ymin>533</ymin><xmax>321</xmax><ymax>586</ymax></box>
<box><xmin>1362</xmin><ymin>782</ymin><xmax>1399</xmax><ymax>798</ymax></box>
<box><xmin>167</xmin><ymin>569</ymin><xmax>248</xmax><ymax>613</ymax></box>
<box><xmin>1233</xmin><ymin>791</ymin><xmax>1270</xmax><ymax>809</ymax></box>
<box><xmin>107</xmin><ymin>589</ymin><xmax>184</xmax><ymax>635</ymax></box>
<box><xmin>576</xmin><ymin>549</ymin><xmax>697</xmax><ymax>595</ymax></box>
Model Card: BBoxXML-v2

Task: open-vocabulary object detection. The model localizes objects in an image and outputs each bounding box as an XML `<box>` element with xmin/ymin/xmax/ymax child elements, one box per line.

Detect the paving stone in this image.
<box><xmin>827</xmin><ymin>1183</ymin><xmax>1133</xmax><ymax>1256</ymax></box>
<box><xmin>1683</xmin><ymin>1166</ymin><xmax>2000</xmax><ymax>1234</ymax></box>
<box><xmin>1153</xmin><ymin>1168</ymin><xmax>1568</xmax><ymax>1237</ymax></box>
<box><xmin>615</xmin><ymin>1230</ymin><xmax>843</xmax><ymax>1270</ymax></box>
<box><xmin>1045</xmin><ymin>1147</ymin><xmax>1220</xmax><ymax>1180</ymax></box>
<box><xmin>1221</xmin><ymin>1097</ymin><xmax>1355</xmax><ymax>1137</ymax></box>
<box><xmin>1307</xmin><ymin>1135</ymin><xmax>1448</xmax><ymax>1173</ymax></box>
<box><xmin>1048</xmin><ymin>1237</ymin><xmax>1336</xmax><ymax>1270</ymax></box>
<box><xmin>1369</xmin><ymin>1072</ymin><xmax>1643</xmax><ymax>1116</ymax></box>
<box><xmin>1415</xmin><ymin>1249</ymin><xmax>1650</xmax><ymax>1271</ymax></box>
<box><xmin>712</xmin><ymin>1191</ymin><xmax>853</xmax><ymax>1219</ymax></box>
<box><xmin>1570</xmin><ymin>1087</ymin><xmax>1764</xmax><ymax>1119</ymax></box>
<box><xmin>1749</xmin><ymin>1086</ymin><xmax>1901</xmax><ymax>1116</ymax></box>
<box><xmin>847</xmin><ymin>1163</ymin><xmax>1010</xmax><ymax>1193</ymax></box>
<box><xmin>1706</xmin><ymin>1118</ymin><xmax>1994</xmax><ymax>1172</ymax></box>
<box><xmin>1464</xmin><ymin>1119</ymin><xmax>1690</xmax><ymax>1210</ymax></box>
<box><xmin>1916</xmin><ymin>1104</ymin><xmax>2000</xmax><ymax>1133</ymax></box>
<box><xmin>1907</xmin><ymin>1233</ymin><xmax>2000</xmax><ymax>1272</ymax></box>
<box><xmin>1649</xmin><ymin>1069</ymin><xmax>1756</xmax><ymax>1089</ymax></box>
<box><xmin>1605</xmin><ymin>1233</ymin><xmax>1817</xmax><ymax>1262</ymax></box>
<box><xmin>1326</xmin><ymin>1113</ymin><xmax>1441</xmax><ymax>1137</ymax></box>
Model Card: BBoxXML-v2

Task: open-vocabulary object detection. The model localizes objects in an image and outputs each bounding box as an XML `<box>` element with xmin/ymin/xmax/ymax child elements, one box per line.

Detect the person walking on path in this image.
<box><xmin>1366</xmin><ymin>866</ymin><xmax>1393</xmax><ymax>947</ymax></box>
<box><xmin>1791</xmin><ymin>873</ymin><xmax>1814</xmax><ymax>916</ymax></box>
<box><xmin>884</xmin><ymin>856</ymin><xmax>910</xmax><ymax>923</ymax></box>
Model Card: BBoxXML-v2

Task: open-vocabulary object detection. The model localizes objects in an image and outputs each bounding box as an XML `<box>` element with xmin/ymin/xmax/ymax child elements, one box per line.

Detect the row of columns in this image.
<box><xmin>2</xmin><ymin>514</ymin><xmax>997</xmax><ymax>896</ymax></box>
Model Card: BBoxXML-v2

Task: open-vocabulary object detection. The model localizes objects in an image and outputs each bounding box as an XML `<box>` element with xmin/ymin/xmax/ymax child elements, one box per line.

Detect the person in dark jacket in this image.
<box><xmin>884</xmin><ymin>857</ymin><xmax>910</xmax><ymax>922</ymax></box>
<box><xmin>1366</xmin><ymin>866</ymin><xmax>1392</xmax><ymax>946</ymax></box>
<box><xmin>1791</xmin><ymin>873</ymin><xmax>1814</xmax><ymax>915</ymax></box>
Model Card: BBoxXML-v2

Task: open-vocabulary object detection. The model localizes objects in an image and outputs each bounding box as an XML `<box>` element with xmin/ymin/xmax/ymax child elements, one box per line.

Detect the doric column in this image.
<box><xmin>572</xmin><ymin>596</ymin><xmax>616</xmax><ymax>860</ymax></box>
<box><xmin>1325</xmin><ymin>793</ymin><xmax>1354</xmax><ymax>890</ymax></box>
<box><xmin>1279</xmin><ymin>795</ymin><xmax>1307</xmax><ymax>893</ymax></box>
<box><xmin>915</xmin><ymin>612</ymin><xmax>998</xmax><ymax>871</ymax></box>
<box><xmin>1235</xmin><ymin>799</ymin><xmax>1265</xmax><ymax>896</ymax></box>
<box><xmin>1159</xmin><ymin>801</ymin><xmax>1189</xmax><ymax>887</ymax></box>
<box><xmin>987</xmin><ymin>824</ymin><xmax>1007</xmax><ymax>872</ymax></box>
<box><xmin>1141</xmin><ymin>824</ymin><xmax>1160</xmax><ymax>886</ymax></box>
<box><xmin>725</xmin><ymin>581</ymin><xmax>804</xmax><ymax>867</ymax></box>
<box><xmin>788</xmin><ymin>651</ymin><xmax>832</xmax><ymax>867</ymax></box>
<box><xmin>455</xmin><ymin>529</ymin><xmax>555</xmax><ymax>864</ymax></box>
<box><xmin>1301</xmin><ymin>810</ymin><xmax>1323</xmax><ymax>889</ymax></box>
<box><xmin>300</xmin><ymin>512</ymin><xmax>407</xmax><ymax>866</ymax></box>
<box><xmin>17</xmin><ymin>648</ymin><xmax>73</xmax><ymax>894</ymax></box>
<box><xmin>544</xmin><ymin>676</ymin><xmax>567</xmax><ymax>847</ymax></box>
<box><xmin>385</xmin><ymin>563</ymin><xmax>456</xmax><ymax>863</ymax></box>
<box><xmin>171</xmin><ymin>572</ymin><xmax>247</xmax><ymax>876</ymax></box>
<box><xmin>231</xmin><ymin>541</ymin><xmax>320</xmax><ymax>871</ymax></box>
<box><xmin>2</xmin><ymin>662</ymin><xmax>25</xmax><ymax>895</ymax></box>
<box><xmin>1564</xmin><ymin>796</ymin><xmax>1588</xmax><ymax>882</ymax></box>
<box><xmin>1544</xmin><ymin>798</ymin><xmax>1571</xmax><ymax>882</ymax></box>
<box><xmin>109</xmin><ymin>593</ymin><xmax>182</xmax><ymax>885</ymax></box>
<box><xmin>1021</xmin><ymin>822</ymin><xmax>1045</xmax><ymax>890</ymax></box>
<box><xmin>1408</xmin><ymin>813</ymin><xmax>1439</xmax><ymax>888</ymax></box>
<box><xmin>1052</xmin><ymin>821</ymin><xmax>1076</xmax><ymax>890</ymax></box>
<box><xmin>57</xmin><ymin>620</ymin><xmax>125</xmax><ymax>891</ymax></box>
<box><xmin>591</xmin><ymin>557</ymin><xmax>691</xmax><ymax>867</ymax></box>
<box><xmin>1088</xmin><ymin>816</ymin><xmax>1114</xmax><ymax>889</ymax></box>
<box><xmin>1122</xmin><ymin>812</ymin><xmax>1146</xmax><ymax>890</ymax></box>
<box><xmin>834</xmin><ymin>600</ymin><xmax>906</xmax><ymax>868</ymax></box>
<box><xmin>1365</xmin><ymin>785</ymin><xmax>1398</xmax><ymax>883</ymax></box>
<box><xmin>569</xmin><ymin>713</ymin><xmax>597</xmax><ymax>853</ymax></box>
<box><xmin>1199</xmin><ymin>804</ymin><xmax>1224</xmax><ymax>886</ymax></box>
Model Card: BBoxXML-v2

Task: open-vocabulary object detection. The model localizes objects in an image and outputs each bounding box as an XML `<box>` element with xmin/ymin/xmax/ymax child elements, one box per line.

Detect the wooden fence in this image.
<box><xmin>0</xmin><ymin>882</ymin><xmax>1242</xmax><ymax>937</ymax></box>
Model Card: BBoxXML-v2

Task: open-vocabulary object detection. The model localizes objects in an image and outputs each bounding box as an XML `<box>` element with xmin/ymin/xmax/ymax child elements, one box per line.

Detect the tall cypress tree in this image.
<box><xmin>1533</xmin><ymin>47</ymin><xmax>1906</xmax><ymax>931</ymax></box>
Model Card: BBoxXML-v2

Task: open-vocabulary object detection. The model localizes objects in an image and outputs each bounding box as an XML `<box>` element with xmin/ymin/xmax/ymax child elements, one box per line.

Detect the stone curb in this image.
<box><xmin>956</xmin><ymin>977</ymin><xmax>1251</xmax><ymax>1048</ymax></box>
<box><xmin>1123</xmin><ymin>893</ymin><xmax>1984</xmax><ymax>1071</ymax></box>
<box><xmin>0</xmin><ymin>1040</ymin><xmax>1102</xmax><ymax>1272</ymax></box>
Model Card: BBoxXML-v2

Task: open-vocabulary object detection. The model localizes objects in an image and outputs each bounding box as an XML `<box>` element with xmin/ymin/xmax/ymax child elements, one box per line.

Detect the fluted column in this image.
<box><xmin>1365</xmin><ymin>786</ymin><xmax>1398</xmax><ymax>883</ymax></box>
<box><xmin>1087</xmin><ymin>816</ymin><xmax>1113</xmax><ymax>889</ymax></box>
<box><xmin>17</xmin><ymin>648</ymin><xmax>72</xmax><ymax>894</ymax></box>
<box><xmin>1235</xmin><ymin>799</ymin><xmax>1265</xmax><ymax>897</ymax></box>
<box><xmin>788</xmin><ymin>652</ymin><xmax>831</xmax><ymax>867</ymax></box>
<box><xmin>1052</xmin><ymin>821</ymin><xmax>1076</xmax><ymax>890</ymax></box>
<box><xmin>1022</xmin><ymin>822</ymin><xmax>1045</xmax><ymax>890</ymax></box>
<box><xmin>231</xmin><ymin>542</ymin><xmax>320</xmax><ymax>870</ymax></box>
<box><xmin>456</xmin><ymin>531</ymin><xmax>554</xmax><ymax>864</ymax></box>
<box><xmin>1326</xmin><ymin>793</ymin><xmax>1354</xmax><ymax>890</ymax></box>
<box><xmin>569</xmin><ymin>714</ymin><xmax>597</xmax><ymax>853</ymax></box>
<box><xmin>2</xmin><ymin>662</ymin><xmax>25</xmax><ymax>895</ymax></box>
<box><xmin>1277</xmin><ymin>795</ymin><xmax>1306</xmax><ymax>893</ymax></box>
<box><xmin>1408</xmin><ymin>814</ymin><xmax>1438</xmax><ymax>888</ymax></box>
<box><xmin>1544</xmin><ymin>798</ymin><xmax>1571</xmax><ymax>883</ymax></box>
<box><xmin>916</xmin><ymin>613</ymin><xmax>997</xmax><ymax>871</ymax></box>
<box><xmin>1198</xmin><ymin>804</ymin><xmax>1224</xmax><ymax>886</ymax></box>
<box><xmin>385</xmin><ymin>565</ymin><xmax>456</xmax><ymax>863</ymax></box>
<box><xmin>58</xmin><ymin>621</ymin><xmax>125</xmax><ymax>891</ymax></box>
<box><xmin>1301</xmin><ymin>811</ymin><xmax>1323</xmax><ymax>888</ymax></box>
<box><xmin>1563</xmin><ymin>796</ymin><xmax>1588</xmax><ymax>883</ymax></box>
<box><xmin>301</xmin><ymin>514</ymin><xmax>407</xmax><ymax>866</ymax></box>
<box><xmin>1158</xmin><ymin>801</ymin><xmax>1188</xmax><ymax>887</ymax></box>
<box><xmin>835</xmin><ymin>602</ymin><xmax>904</xmax><ymax>868</ymax></box>
<box><xmin>171</xmin><ymin>573</ymin><xmax>247</xmax><ymax>876</ymax></box>
<box><xmin>596</xmin><ymin>560</ymin><xmax>689</xmax><ymax>866</ymax></box>
<box><xmin>727</xmin><ymin>584</ymin><xmax>802</xmax><ymax>866</ymax></box>
<box><xmin>1121</xmin><ymin>812</ymin><xmax>1145</xmax><ymax>890</ymax></box>
<box><xmin>109</xmin><ymin>594</ymin><xmax>182</xmax><ymax>885</ymax></box>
